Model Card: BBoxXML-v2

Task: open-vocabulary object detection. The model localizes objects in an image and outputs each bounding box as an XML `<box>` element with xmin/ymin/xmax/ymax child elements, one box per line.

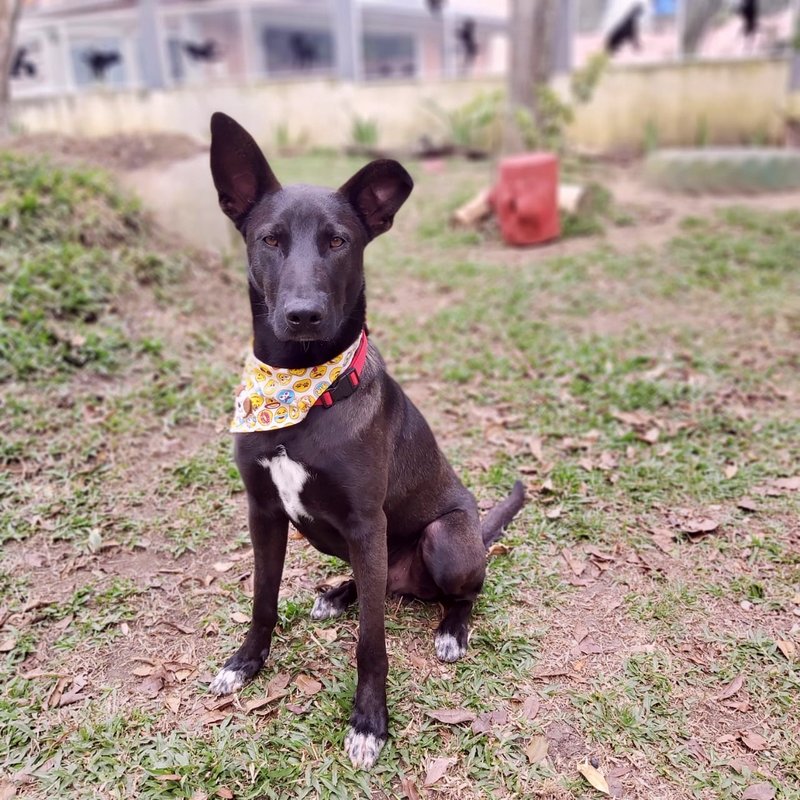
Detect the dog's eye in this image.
<box><xmin>330</xmin><ymin>236</ymin><xmax>345</xmax><ymax>249</ymax></box>
<box><xmin>263</xmin><ymin>235</ymin><xmax>279</xmax><ymax>247</ymax></box>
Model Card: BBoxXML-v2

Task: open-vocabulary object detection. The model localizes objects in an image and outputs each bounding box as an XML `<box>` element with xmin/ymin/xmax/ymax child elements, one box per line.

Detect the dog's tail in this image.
<box><xmin>481</xmin><ymin>480</ymin><xmax>525</xmax><ymax>549</ymax></box>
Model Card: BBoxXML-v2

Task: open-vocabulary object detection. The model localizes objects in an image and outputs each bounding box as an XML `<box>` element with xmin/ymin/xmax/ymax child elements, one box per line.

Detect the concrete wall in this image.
<box><xmin>569</xmin><ymin>58</ymin><xmax>790</xmax><ymax>151</ymax></box>
<box><xmin>11</xmin><ymin>58</ymin><xmax>792</xmax><ymax>153</ymax></box>
<box><xmin>11</xmin><ymin>77</ymin><xmax>502</xmax><ymax>150</ymax></box>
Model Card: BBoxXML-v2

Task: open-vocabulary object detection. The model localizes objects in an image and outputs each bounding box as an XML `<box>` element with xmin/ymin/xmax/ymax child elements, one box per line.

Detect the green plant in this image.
<box><xmin>273</xmin><ymin>124</ymin><xmax>310</xmax><ymax>155</ymax></box>
<box><xmin>423</xmin><ymin>90</ymin><xmax>504</xmax><ymax>152</ymax></box>
<box><xmin>349</xmin><ymin>115</ymin><xmax>379</xmax><ymax>149</ymax></box>
<box><xmin>514</xmin><ymin>52</ymin><xmax>608</xmax><ymax>153</ymax></box>
<box><xmin>644</xmin><ymin>118</ymin><xmax>660</xmax><ymax>153</ymax></box>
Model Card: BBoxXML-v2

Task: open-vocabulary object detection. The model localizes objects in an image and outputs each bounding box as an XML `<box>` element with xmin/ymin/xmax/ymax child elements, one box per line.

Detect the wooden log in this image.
<box><xmin>558</xmin><ymin>183</ymin><xmax>588</xmax><ymax>214</ymax></box>
<box><xmin>451</xmin><ymin>187</ymin><xmax>492</xmax><ymax>227</ymax></box>
<box><xmin>451</xmin><ymin>183</ymin><xmax>594</xmax><ymax>228</ymax></box>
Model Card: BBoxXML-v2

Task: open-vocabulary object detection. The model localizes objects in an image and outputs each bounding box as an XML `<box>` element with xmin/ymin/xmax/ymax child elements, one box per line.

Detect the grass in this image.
<box><xmin>1</xmin><ymin>151</ymin><xmax>799</xmax><ymax>799</ymax></box>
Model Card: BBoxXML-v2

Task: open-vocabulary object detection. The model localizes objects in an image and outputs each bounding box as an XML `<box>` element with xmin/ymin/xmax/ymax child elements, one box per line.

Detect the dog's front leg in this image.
<box><xmin>209</xmin><ymin>498</ymin><xmax>288</xmax><ymax>695</ymax></box>
<box><xmin>344</xmin><ymin>511</ymin><xmax>389</xmax><ymax>770</ymax></box>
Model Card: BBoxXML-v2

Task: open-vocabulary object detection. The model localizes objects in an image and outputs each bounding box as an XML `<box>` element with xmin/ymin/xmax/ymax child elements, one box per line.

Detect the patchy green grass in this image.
<box><xmin>0</xmin><ymin>154</ymin><xmax>188</xmax><ymax>381</ymax></box>
<box><xmin>1</xmin><ymin>152</ymin><xmax>799</xmax><ymax>800</ymax></box>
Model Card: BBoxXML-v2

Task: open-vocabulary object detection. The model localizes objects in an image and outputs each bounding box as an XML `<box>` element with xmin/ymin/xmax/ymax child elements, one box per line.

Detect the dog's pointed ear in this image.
<box><xmin>210</xmin><ymin>112</ymin><xmax>280</xmax><ymax>228</ymax></box>
<box><xmin>339</xmin><ymin>160</ymin><xmax>413</xmax><ymax>239</ymax></box>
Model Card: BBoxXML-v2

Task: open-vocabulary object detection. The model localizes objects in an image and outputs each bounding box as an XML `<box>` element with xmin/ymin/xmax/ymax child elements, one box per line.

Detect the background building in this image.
<box><xmin>10</xmin><ymin>0</ymin><xmax>508</xmax><ymax>97</ymax></box>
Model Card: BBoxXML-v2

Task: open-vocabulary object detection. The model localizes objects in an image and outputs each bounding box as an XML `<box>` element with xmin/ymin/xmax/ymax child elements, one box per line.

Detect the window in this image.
<box><xmin>363</xmin><ymin>33</ymin><xmax>416</xmax><ymax>79</ymax></box>
<box><xmin>70</xmin><ymin>37</ymin><xmax>127</xmax><ymax>88</ymax></box>
<box><xmin>261</xmin><ymin>27</ymin><xmax>334</xmax><ymax>75</ymax></box>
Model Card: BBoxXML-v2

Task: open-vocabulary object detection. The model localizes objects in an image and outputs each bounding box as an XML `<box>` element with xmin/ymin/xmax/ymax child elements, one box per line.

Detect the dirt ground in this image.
<box><xmin>1</xmin><ymin>144</ymin><xmax>798</xmax><ymax>800</ymax></box>
<box><xmin>7</xmin><ymin>132</ymin><xmax>206</xmax><ymax>171</ymax></box>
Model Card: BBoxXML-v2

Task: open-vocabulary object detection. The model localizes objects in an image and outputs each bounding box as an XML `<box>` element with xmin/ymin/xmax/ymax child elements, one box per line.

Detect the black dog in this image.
<box><xmin>207</xmin><ymin>112</ymin><xmax>524</xmax><ymax>769</ymax></box>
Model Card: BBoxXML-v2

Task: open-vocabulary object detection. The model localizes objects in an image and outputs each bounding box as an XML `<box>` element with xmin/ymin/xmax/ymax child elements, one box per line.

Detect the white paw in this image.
<box><xmin>344</xmin><ymin>728</ymin><xmax>385</xmax><ymax>770</ymax></box>
<box><xmin>311</xmin><ymin>594</ymin><xmax>344</xmax><ymax>621</ymax></box>
<box><xmin>435</xmin><ymin>632</ymin><xmax>467</xmax><ymax>663</ymax></box>
<box><xmin>209</xmin><ymin>667</ymin><xmax>247</xmax><ymax>696</ymax></box>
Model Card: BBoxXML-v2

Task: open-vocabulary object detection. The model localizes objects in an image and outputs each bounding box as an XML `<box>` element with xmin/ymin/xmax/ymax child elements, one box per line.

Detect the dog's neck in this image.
<box><xmin>249</xmin><ymin>284</ymin><xmax>366</xmax><ymax>369</ymax></box>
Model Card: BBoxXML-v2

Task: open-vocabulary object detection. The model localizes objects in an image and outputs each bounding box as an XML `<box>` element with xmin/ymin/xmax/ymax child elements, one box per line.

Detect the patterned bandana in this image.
<box><xmin>230</xmin><ymin>332</ymin><xmax>364</xmax><ymax>433</ymax></box>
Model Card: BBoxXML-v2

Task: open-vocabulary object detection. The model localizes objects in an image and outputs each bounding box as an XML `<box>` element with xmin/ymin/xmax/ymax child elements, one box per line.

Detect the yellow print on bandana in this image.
<box><xmin>230</xmin><ymin>332</ymin><xmax>364</xmax><ymax>433</ymax></box>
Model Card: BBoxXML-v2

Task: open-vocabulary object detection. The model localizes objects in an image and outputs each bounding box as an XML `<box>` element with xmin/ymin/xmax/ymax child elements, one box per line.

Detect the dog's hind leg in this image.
<box><xmin>209</xmin><ymin>500</ymin><xmax>288</xmax><ymax>695</ymax></box>
<box><xmin>311</xmin><ymin>579</ymin><xmax>357</xmax><ymax>620</ymax></box>
<box><xmin>420</xmin><ymin>509</ymin><xmax>486</xmax><ymax>662</ymax></box>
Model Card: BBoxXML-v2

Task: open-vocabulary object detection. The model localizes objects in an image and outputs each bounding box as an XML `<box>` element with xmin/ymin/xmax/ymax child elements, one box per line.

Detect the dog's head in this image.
<box><xmin>210</xmin><ymin>112</ymin><xmax>413</xmax><ymax>343</ymax></box>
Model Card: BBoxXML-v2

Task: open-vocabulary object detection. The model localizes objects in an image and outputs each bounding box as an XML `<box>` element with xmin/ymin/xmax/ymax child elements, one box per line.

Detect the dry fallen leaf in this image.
<box><xmin>561</xmin><ymin>548</ymin><xmax>586</xmax><ymax>576</ymax></box>
<box><xmin>0</xmin><ymin>637</ymin><xmax>15</xmax><ymax>653</ymax></box>
<box><xmin>739</xmin><ymin>730</ymin><xmax>769</xmax><ymax>751</ymax></box>
<box><xmin>724</xmin><ymin>464</ymin><xmax>738</xmax><ymax>479</ymax></box>
<box><xmin>679</xmin><ymin>516</ymin><xmax>719</xmax><ymax>535</ymax></box>
<box><xmin>212</xmin><ymin>561</ymin><xmax>235</xmax><ymax>573</ymax></box>
<box><xmin>47</xmin><ymin>677</ymin><xmax>70</xmax><ymax>708</ymax></box>
<box><xmin>577</xmin><ymin>760</ymin><xmax>610</xmax><ymax>794</ymax></box>
<box><xmin>140</xmin><ymin>675</ymin><xmax>164</xmax><ymax>699</ymax></box>
<box><xmin>521</xmin><ymin>694</ymin><xmax>540</xmax><ymax>720</ymax></box>
<box><xmin>598</xmin><ymin>451</ymin><xmax>617</xmax><ymax>471</ymax></box>
<box><xmin>400</xmin><ymin>775</ymin><xmax>421</xmax><ymax>800</ymax></box>
<box><xmin>724</xmin><ymin>698</ymin><xmax>751</xmax><ymax>713</ymax></box>
<box><xmin>131</xmin><ymin>664</ymin><xmax>155</xmax><ymax>677</ymax></box>
<box><xmin>244</xmin><ymin>690</ymin><xmax>288</xmax><ymax>713</ymax></box>
<box><xmin>424</xmin><ymin>756</ymin><xmax>457</xmax><ymax>787</ymax></box>
<box><xmin>649</xmin><ymin>527</ymin><xmax>676</xmax><ymax>555</ymax></box>
<box><xmin>775</xmin><ymin>640</ymin><xmax>796</xmax><ymax>661</ymax></box>
<box><xmin>198</xmin><ymin>711</ymin><xmax>229</xmax><ymax>727</ymax></box>
<box><xmin>487</xmin><ymin>542</ymin><xmax>511</xmax><ymax>556</ymax></box>
<box><xmin>294</xmin><ymin>674</ymin><xmax>322</xmax><ymax>696</ymax></box>
<box><xmin>525</xmin><ymin>735</ymin><xmax>548</xmax><ymax>764</ymax></box>
<box><xmin>154</xmin><ymin>774</ymin><xmax>181</xmax><ymax>782</ymax></box>
<box><xmin>737</xmin><ymin>497</ymin><xmax>758</xmax><ymax>512</ymax></box>
<box><xmin>471</xmin><ymin>712</ymin><xmax>493</xmax><ymax>734</ymax></box>
<box><xmin>59</xmin><ymin>687</ymin><xmax>90</xmax><ymax>707</ymax></box>
<box><xmin>612</xmin><ymin>409</ymin><xmax>653</xmax><ymax>428</ymax></box>
<box><xmin>638</xmin><ymin>427</ymin><xmax>660</xmax><ymax>445</ymax></box>
<box><xmin>317</xmin><ymin>627</ymin><xmax>337</xmax><ymax>643</ymax></box>
<box><xmin>771</xmin><ymin>476</ymin><xmax>800</xmax><ymax>491</ymax></box>
<box><xmin>164</xmin><ymin>695</ymin><xmax>181</xmax><ymax>714</ymax></box>
<box><xmin>579</xmin><ymin>638</ymin><xmax>604</xmax><ymax>655</ymax></box>
<box><xmin>216</xmin><ymin>788</ymin><xmax>234</xmax><ymax>800</ymax></box>
<box><xmin>231</xmin><ymin>611</ymin><xmax>249</xmax><ymax>624</ymax></box>
<box><xmin>741</xmin><ymin>782</ymin><xmax>776</xmax><ymax>800</ymax></box>
<box><xmin>546</xmin><ymin>505</ymin><xmax>563</xmax><ymax>520</ymax></box>
<box><xmin>686</xmin><ymin>738</ymin><xmax>709</xmax><ymax>763</ymax></box>
<box><xmin>267</xmin><ymin>673</ymin><xmax>291</xmax><ymax>694</ymax></box>
<box><xmin>0</xmin><ymin>781</ymin><xmax>16</xmax><ymax>800</ymax></box>
<box><xmin>426</xmin><ymin>708</ymin><xmax>476</xmax><ymax>725</ymax></box>
<box><xmin>715</xmin><ymin>674</ymin><xmax>745</xmax><ymax>701</ymax></box>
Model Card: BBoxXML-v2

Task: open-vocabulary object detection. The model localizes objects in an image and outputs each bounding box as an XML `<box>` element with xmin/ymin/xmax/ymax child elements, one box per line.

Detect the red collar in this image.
<box><xmin>314</xmin><ymin>331</ymin><xmax>369</xmax><ymax>409</ymax></box>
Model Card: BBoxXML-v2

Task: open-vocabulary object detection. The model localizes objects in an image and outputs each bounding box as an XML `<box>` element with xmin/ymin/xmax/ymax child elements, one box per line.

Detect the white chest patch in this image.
<box><xmin>258</xmin><ymin>446</ymin><xmax>312</xmax><ymax>523</ymax></box>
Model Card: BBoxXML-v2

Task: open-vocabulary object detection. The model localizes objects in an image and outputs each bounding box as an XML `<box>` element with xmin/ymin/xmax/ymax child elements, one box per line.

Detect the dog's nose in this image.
<box><xmin>285</xmin><ymin>302</ymin><xmax>324</xmax><ymax>329</ymax></box>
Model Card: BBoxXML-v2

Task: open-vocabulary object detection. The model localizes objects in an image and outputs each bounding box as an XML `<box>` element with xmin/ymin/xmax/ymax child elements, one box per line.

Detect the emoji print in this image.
<box><xmin>230</xmin><ymin>331</ymin><xmax>365</xmax><ymax>433</ymax></box>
